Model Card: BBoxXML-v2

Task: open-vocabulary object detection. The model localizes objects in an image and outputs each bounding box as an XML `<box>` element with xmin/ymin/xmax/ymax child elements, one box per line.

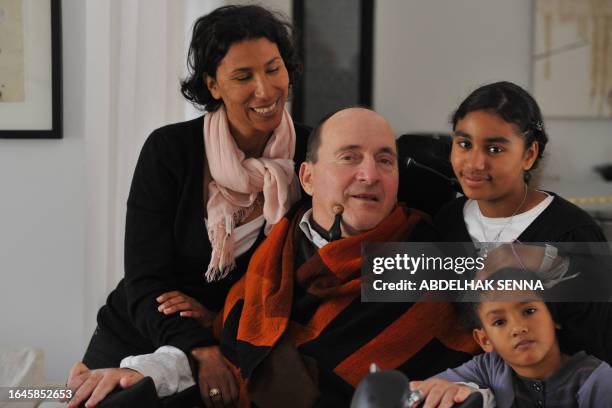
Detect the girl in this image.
<box><xmin>438</xmin><ymin>81</ymin><xmax>605</xmax><ymax>244</ymax></box>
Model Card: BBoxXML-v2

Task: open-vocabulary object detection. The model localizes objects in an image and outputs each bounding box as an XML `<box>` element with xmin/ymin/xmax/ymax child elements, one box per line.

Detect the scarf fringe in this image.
<box><xmin>205</xmin><ymin>262</ymin><xmax>236</xmax><ymax>282</ymax></box>
<box><xmin>203</xmin><ymin>107</ymin><xmax>297</xmax><ymax>282</ymax></box>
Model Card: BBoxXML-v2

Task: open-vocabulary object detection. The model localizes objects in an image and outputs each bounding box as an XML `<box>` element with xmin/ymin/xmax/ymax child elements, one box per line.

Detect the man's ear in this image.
<box><xmin>299</xmin><ymin>162</ymin><xmax>314</xmax><ymax>196</ymax></box>
<box><xmin>473</xmin><ymin>328</ymin><xmax>494</xmax><ymax>353</ymax></box>
<box><xmin>205</xmin><ymin>74</ymin><xmax>221</xmax><ymax>100</ymax></box>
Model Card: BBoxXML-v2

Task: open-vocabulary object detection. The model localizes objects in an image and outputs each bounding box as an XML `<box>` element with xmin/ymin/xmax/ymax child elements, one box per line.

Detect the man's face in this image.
<box><xmin>299</xmin><ymin>108</ymin><xmax>399</xmax><ymax>236</ymax></box>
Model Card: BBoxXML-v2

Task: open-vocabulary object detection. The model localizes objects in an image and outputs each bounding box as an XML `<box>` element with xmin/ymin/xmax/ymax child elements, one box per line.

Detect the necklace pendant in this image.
<box><xmin>479</xmin><ymin>242</ymin><xmax>496</xmax><ymax>259</ymax></box>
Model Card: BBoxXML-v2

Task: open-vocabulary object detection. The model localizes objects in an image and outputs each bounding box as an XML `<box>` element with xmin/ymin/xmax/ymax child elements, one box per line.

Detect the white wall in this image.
<box><xmin>0</xmin><ymin>0</ymin><xmax>197</xmax><ymax>382</ymax></box>
<box><xmin>0</xmin><ymin>0</ymin><xmax>86</xmax><ymax>381</ymax></box>
<box><xmin>260</xmin><ymin>0</ymin><xmax>612</xmax><ymax>185</ymax></box>
<box><xmin>374</xmin><ymin>0</ymin><xmax>612</xmax><ymax>186</ymax></box>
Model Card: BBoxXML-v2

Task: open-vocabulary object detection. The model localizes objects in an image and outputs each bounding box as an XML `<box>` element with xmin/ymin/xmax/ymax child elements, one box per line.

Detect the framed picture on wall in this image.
<box><xmin>532</xmin><ymin>0</ymin><xmax>612</xmax><ymax>118</ymax></box>
<box><xmin>0</xmin><ymin>0</ymin><xmax>62</xmax><ymax>138</ymax></box>
<box><xmin>291</xmin><ymin>0</ymin><xmax>374</xmax><ymax>127</ymax></box>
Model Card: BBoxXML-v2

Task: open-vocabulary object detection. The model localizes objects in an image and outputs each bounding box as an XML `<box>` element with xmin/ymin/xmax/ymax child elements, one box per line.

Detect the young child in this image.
<box><xmin>412</xmin><ymin>269</ymin><xmax>612</xmax><ymax>408</ymax></box>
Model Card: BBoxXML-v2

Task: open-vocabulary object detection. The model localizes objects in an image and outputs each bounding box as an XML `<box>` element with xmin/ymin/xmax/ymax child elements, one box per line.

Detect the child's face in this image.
<box><xmin>451</xmin><ymin>110</ymin><xmax>538</xmax><ymax>204</ymax></box>
<box><xmin>474</xmin><ymin>298</ymin><xmax>562</xmax><ymax>379</ymax></box>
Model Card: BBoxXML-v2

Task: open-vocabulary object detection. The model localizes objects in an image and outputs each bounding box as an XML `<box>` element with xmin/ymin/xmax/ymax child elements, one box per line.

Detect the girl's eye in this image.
<box><xmin>524</xmin><ymin>307</ymin><xmax>537</xmax><ymax>316</ymax></box>
<box><xmin>456</xmin><ymin>140</ymin><xmax>471</xmax><ymax>149</ymax></box>
<box><xmin>488</xmin><ymin>146</ymin><xmax>503</xmax><ymax>154</ymax></box>
<box><xmin>267</xmin><ymin>67</ymin><xmax>280</xmax><ymax>74</ymax></box>
<box><xmin>234</xmin><ymin>75</ymin><xmax>251</xmax><ymax>82</ymax></box>
<box><xmin>492</xmin><ymin>319</ymin><xmax>505</xmax><ymax>327</ymax></box>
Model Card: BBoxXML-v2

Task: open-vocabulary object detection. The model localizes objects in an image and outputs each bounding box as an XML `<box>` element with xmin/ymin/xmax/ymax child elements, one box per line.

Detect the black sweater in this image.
<box><xmin>435</xmin><ymin>193</ymin><xmax>607</xmax><ymax>243</ymax></box>
<box><xmin>95</xmin><ymin>116</ymin><xmax>311</xmax><ymax>355</ymax></box>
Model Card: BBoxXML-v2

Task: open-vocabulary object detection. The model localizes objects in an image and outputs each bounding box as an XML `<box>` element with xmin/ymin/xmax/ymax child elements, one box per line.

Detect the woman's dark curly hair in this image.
<box><xmin>451</xmin><ymin>81</ymin><xmax>549</xmax><ymax>183</ymax></box>
<box><xmin>180</xmin><ymin>5</ymin><xmax>301</xmax><ymax>112</ymax></box>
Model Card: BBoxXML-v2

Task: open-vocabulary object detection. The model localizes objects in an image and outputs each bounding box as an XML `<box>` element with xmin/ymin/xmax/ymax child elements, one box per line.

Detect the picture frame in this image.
<box><xmin>0</xmin><ymin>0</ymin><xmax>62</xmax><ymax>138</ymax></box>
<box><xmin>532</xmin><ymin>0</ymin><xmax>612</xmax><ymax>118</ymax></box>
<box><xmin>291</xmin><ymin>0</ymin><xmax>374</xmax><ymax>126</ymax></box>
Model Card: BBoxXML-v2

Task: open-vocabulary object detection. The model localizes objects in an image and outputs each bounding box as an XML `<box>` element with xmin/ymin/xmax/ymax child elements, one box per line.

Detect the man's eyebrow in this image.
<box><xmin>230</xmin><ymin>57</ymin><xmax>281</xmax><ymax>74</ymax></box>
<box><xmin>334</xmin><ymin>145</ymin><xmax>397</xmax><ymax>157</ymax></box>
<box><xmin>335</xmin><ymin>145</ymin><xmax>361</xmax><ymax>154</ymax></box>
<box><xmin>377</xmin><ymin>147</ymin><xmax>397</xmax><ymax>157</ymax></box>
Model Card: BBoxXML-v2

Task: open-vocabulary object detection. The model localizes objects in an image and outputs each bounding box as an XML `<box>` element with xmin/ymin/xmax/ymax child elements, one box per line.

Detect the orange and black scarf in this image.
<box><xmin>217</xmin><ymin>203</ymin><xmax>478</xmax><ymax>407</ymax></box>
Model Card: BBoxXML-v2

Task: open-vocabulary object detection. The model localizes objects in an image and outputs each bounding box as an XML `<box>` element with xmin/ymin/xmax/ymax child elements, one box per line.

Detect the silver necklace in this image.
<box><xmin>477</xmin><ymin>184</ymin><xmax>529</xmax><ymax>257</ymax></box>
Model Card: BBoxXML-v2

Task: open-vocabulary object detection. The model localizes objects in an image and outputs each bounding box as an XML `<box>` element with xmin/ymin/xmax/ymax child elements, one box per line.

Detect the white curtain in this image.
<box><xmin>83</xmin><ymin>0</ymin><xmax>193</xmax><ymax>340</ymax></box>
<box><xmin>81</xmin><ymin>0</ymin><xmax>253</xmax><ymax>342</ymax></box>
<box><xmin>110</xmin><ymin>0</ymin><xmax>189</xmax><ymax>284</ymax></box>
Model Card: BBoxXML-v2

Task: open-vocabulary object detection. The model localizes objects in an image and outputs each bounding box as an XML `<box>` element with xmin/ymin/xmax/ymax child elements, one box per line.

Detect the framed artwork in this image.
<box><xmin>0</xmin><ymin>0</ymin><xmax>62</xmax><ymax>138</ymax></box>
<box><xmin>291</xmin><ymin>0</ymin><xmax>374</xmax><ymax>126</ymax></box>
<box><xmin>532</xmin><ymin>0</ymin><xmax>612</xmax><ymax>118</ymax></box>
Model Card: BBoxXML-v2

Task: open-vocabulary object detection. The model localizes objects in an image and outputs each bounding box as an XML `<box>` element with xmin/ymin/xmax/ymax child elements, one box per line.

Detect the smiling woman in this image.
<box><xmin>65</xmin><ymin>5</ymin><xmax>310</xmax><ymax>408</ymax></box>
<box><xmin>205</xmin><ymin>38</ymin><xmax>290</xmax><ymax>148</ymax></box>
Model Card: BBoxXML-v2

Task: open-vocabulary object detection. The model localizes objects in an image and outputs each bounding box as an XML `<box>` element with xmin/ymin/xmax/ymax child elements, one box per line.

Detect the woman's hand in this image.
<box><xmin>409</xmin><ymin>378</ymin><xmax>474</xmax><ymax>408</ymax></box>
<box><xmin>157</xmin><ymin>291</ymin><xmax>216</xmax><ymax>327</ymax></box>
<box><xmin>66</xmin><ymin>362</ymin><xmax>144</xmax><ymax>408</ymax></box>
<box><xmin>191</xmin><ymin>346</ymin><xmax>239</xmax><ymax>408</ymax></box>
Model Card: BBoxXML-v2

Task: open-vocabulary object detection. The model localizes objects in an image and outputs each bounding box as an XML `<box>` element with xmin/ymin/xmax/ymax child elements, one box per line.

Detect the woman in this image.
<box><xmin>66</xmin><ymin>5</ymin><xmax>309</xmax><ymax>408</ymax></box>
<box><xmin>435</xmin><ymin>81</ymin><xmax>611</xmax><ymax>363</ymax></box>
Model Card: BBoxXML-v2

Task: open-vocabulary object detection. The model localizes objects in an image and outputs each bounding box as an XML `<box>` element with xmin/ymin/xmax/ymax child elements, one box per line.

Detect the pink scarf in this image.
<box><xmin>204</xmin><ymin>106</ymin><xmax>300</xmax><ymax>281</ymax></box>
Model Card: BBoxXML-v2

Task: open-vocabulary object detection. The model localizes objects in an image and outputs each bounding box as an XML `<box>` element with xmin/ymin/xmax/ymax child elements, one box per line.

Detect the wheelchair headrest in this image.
<box><xmin>396</xmin><ymin>133</ymin><xmax>461</xmax><ymax>217</ymax></box>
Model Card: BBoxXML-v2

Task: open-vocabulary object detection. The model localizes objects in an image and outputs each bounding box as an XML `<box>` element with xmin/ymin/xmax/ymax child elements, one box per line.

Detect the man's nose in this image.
<box><xmin>356</xmin><ymin>156</ymin><xmax>380</xmax><ymax>184</ymax></box>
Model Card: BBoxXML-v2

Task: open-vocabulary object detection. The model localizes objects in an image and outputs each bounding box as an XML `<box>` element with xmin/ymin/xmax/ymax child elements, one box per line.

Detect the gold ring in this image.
<box><xmin>209</xmin><ymin>387</ymin><xmax>221</xmax><ymax>398</ymax></box>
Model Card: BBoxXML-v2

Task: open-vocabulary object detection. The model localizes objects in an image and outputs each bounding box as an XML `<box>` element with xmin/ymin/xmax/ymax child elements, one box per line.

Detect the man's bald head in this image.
<box><xmin>305</xmin><ymin>107</ymin><xmax>395</xmax><ymax>163</ymax></box>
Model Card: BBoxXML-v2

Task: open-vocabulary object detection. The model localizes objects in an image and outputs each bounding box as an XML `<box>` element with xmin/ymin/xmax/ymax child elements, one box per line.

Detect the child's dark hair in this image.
<box><xmin>459</xmin><ymin>267</ymin><xmax>554</xmax><ymax>330</ymax></box>
<box><xmin>451</xmin><ymin>81</ymin><xmax>548</xmax><ymax>183</ymax></box>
